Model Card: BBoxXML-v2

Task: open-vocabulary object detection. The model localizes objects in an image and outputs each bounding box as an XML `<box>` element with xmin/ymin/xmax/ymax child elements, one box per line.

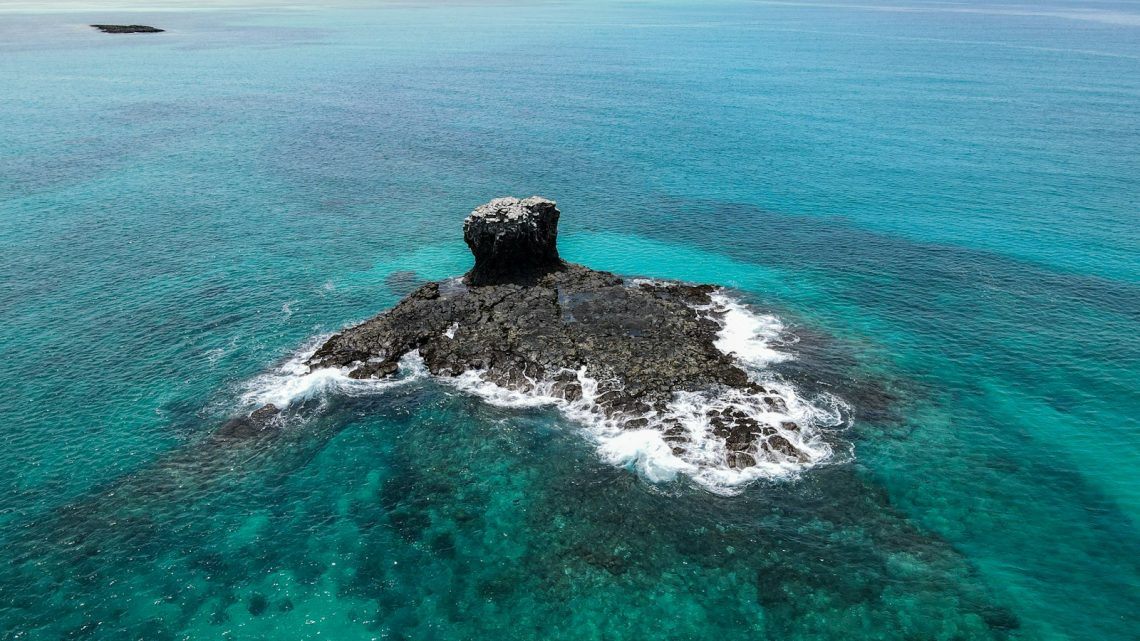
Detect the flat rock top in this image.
<box><xmin>466</xmin><ymin>196</ymin><xmax>555</xmax><ymax>223</ymax></box>
<box><xmin>310</xmin><ymin>265</ymin><xmax>744</xmax><ymax>409</ymax></box>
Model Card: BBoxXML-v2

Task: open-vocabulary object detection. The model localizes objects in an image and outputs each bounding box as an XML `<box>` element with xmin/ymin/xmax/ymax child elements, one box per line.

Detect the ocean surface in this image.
<box><xmin>1</xmin><ymin>0</ymin><xmax>1138</xmax><ymax>639</ymax></box>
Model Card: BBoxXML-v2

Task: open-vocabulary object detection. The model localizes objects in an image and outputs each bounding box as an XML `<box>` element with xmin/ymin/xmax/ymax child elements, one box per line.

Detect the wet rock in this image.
<box><xmin>550</xmin><ymin>369</ymin><xmax>583</xmax><ymax>401</ymax></box>
<box><xmin>727</xmin><ymin>451</ymin><xmax>757</xmax><ymax>469</ymax></box>
<box><xmin>348</xmin><ymin>359</ymin><xmax>399</xmax><ymax>380</ymax></box>
<box><xmin>767</xmin><ymin>435</ymin><xmax>802</xmax><ymax>460</ymax></box>
<box><xmin>309</xmin><ymin>197</ymin><xmax>814</xmax><ymax>468</ymax></box>
<box><xmin>91</xmin><ymin>24</ymin><xmax>164</xmax><ymax>33</ymax></box>
<box><xmin>214</xmin><ymin>404</ymin><xmax>280</xmax><ymax>441</ymax></box>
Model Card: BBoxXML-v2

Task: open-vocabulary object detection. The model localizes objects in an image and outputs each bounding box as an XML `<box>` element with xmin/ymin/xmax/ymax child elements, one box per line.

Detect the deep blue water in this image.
<box><xmin>1</xmin><ymin>1</ymin><xmax>1138</xmax><ymax>639</ymax></box>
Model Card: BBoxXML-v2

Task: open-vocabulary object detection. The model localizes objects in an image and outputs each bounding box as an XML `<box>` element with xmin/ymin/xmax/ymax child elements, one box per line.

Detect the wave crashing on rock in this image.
<box><xmin>236</xmin><ymin>197</ymin><xmax>849</xmax><ymax>492</ymax></box>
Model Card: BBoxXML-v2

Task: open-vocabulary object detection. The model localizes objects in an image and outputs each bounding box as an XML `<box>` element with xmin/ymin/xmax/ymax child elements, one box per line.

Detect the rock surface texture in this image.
<box><xmin>463</xmin><ymin>197</ymin><xmax>564</xmax><ymax>285</ymax></box>
<box><xmin>302</xmin><ymin>197</ymin><xmax>816</xmax><ymax>471</ymax></box>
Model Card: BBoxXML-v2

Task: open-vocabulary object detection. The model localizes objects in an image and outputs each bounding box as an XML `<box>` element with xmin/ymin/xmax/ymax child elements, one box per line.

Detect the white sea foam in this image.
<box><xmin>240</xmin><ymin>337</ymin><xmax>426</xmax><ymax>410</ymax></box>
<box><xmin>242</xmin><ymin>289</ymin><xmax>848</xmax><ymax>493</ymax></box>
<box><xmin>440</xmin><ymin>289</ymin><xmax>849</xmax><ymax>493</ymax></box>
<box><xmin>709</xmin><ymin>291</ymin><xmax>790</xmax><ymax>369</ymax></box>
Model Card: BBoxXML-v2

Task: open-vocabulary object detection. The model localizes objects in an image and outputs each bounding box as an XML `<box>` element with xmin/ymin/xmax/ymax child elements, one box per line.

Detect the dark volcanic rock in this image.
<box><xmin>463</xmin><ymin>197</ymin><xmax>564</xmax><ymax>286</ymax></box>
<box><xmin>312</xmin><ymin>265</ymin><xmax>741</xmax><ymax>412</ymax></box>
<box><xmin>91</xmin><ymin>24</ymin><xmax>164</xmax><ymax>33</ymax></box>
<box><xmin>308</xmin><ymin>197</ymin><xmax>815</xmax><ymax>469</ymax></box>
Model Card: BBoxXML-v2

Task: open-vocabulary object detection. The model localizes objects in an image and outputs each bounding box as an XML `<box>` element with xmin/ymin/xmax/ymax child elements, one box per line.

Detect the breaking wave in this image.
<box><xmin>446</xmin><ymin>290</ymin><xmax>850</xmax><ymax>494</ymax></box>
<box><xmin>709</xmin><ymin>291</ymin><xmax>791</xmax><ymax>369</ymax></box>
<box><xmin>239</xmin><ymin>291</ymin><xmax>849</xmax><ymax>494</ymax></box>
<box><xmin>240</xmin><ymin>336</ymin><xmax>427</xmax><ymax>410</ymax></box>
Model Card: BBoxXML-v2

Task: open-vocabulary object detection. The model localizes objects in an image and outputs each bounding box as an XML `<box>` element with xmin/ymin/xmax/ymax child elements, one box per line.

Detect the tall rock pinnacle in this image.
<box><xmin>463</xmin><ymin>196</ymin><xmax>565</xmax><ymax>286</ymax></box>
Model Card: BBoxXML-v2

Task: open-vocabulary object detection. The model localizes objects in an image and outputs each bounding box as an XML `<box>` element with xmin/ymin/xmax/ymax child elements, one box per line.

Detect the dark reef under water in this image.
<box><xmin>3</xmin><ymin>369</ymin><xmax>1019</xmax><ymax>640</ymax></box>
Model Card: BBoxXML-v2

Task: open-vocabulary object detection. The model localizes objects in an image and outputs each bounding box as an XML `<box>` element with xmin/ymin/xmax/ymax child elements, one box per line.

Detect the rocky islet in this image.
<box><xmin>296</xmin><ymin>197</ymin><xmax>822</xmax><ymax>471</ymax></box>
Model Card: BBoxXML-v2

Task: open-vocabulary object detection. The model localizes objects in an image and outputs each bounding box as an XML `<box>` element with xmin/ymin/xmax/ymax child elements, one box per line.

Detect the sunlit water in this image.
<box><xmin>1</xmin><ymin>1</ymin><xmax>1138</xmax><ymax>639</ymax></box>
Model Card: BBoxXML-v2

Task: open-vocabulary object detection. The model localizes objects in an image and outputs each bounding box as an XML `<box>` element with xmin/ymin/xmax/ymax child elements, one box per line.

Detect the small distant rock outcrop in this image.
<box><xmin>299</xmin><ymin>197</ymin><xmax>816</xmax><ymax>470</ymax></box>
<box><xmin>91</xmin><ymin>25</ymin><xmax>164</xmax><ymax>34</ymax></box>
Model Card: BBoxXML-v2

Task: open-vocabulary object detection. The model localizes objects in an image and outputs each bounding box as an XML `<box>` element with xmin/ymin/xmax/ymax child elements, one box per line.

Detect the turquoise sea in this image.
<box><xmin>1</xmin><ymin>1</ymin><xmax>1138</xmax><ymax>639</ymax></box>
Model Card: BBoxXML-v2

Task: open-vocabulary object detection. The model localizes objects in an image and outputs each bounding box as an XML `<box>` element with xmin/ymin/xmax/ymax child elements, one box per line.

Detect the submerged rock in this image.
<box><xmin>306</xmin><ymin>197</ymin><xmax>819</xmax><ymax>470</ymax></box>
<box><xmin>214</xmin><ymin>404</ymin><xmax>281</xmax><ymax>441</ymax></box>
<box><xmin>384</xmin><ymin>270</ymin><xmax>425</xmax><ymax>296</ymax></box>
<box><xmin>91</xmin><ymin>24</ymin><xmax>164</xmax><ymax>34</ymax></box>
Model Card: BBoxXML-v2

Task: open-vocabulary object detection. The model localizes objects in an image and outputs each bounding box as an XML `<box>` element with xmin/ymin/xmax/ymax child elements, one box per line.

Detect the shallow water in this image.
<box><xmin>1</xmin><ymin>1</ymin><xmax>1138</xmax><ymax>639</ymax></box>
